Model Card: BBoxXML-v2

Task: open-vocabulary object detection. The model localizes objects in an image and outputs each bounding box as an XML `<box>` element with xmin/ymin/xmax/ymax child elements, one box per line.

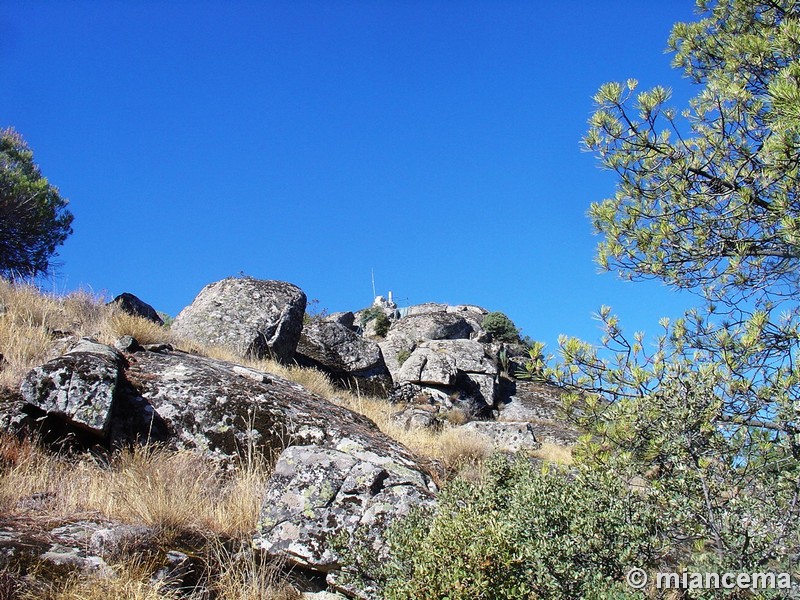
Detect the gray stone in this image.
<box><xmin>295</xmin><ymin>320</ymin><xmax>392</xmax><ymax>396</ymax></box>
<box><xmin>325</xmin><ymin>311</ymin><xmax>356</xmax><ymax>330</ymax></box>
<box><xmin>254</xmin><ymin>441</ymin><xmax>434</xmax><ymax>576</ymax></box>
<box><xmin>109</xmin><ymin>292</ymin><xmax>164</xmax><ymax>325</ymax></box>
<box><xmin>396</xmin><ymin>339</ymin><xmax>497</xmax><ymax>409</ymax></box>
<box><xmin>114</xmin><ymin>335</ymin><xmax>142</xmax><ymax>353</ymax></box>
<box><xmin>171</xmin><ymin>277</ymin><xmax>306</xmax><ymax>363</ymax></box>
<box><xmin>392</xmin><ymin>405</ymin><xmax>440</xmax><ymax>430</ymax></box>
<box><xmin>496</xmin><ymin>380</ymin><xmax>580</xmax><ymax>446</ymax></box>
<box><xmin>19</xmin><ymin>338</ymin><xmax>125</xmax><ymax>436</ymax></box>
<box><xmin>460</xmin><ymin>421</ymin><xmax>541</xmax><ymax>452</ymax></box>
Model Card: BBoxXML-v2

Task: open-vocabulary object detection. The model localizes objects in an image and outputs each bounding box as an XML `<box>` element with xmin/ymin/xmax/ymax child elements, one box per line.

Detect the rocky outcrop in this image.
<box><xmin>108</xmin><ymin>292</ymin><xmax>164</xmax><ymax>325</ymax></box>
<box><xmin>496</xmin><ymin>380</ymin><xmax>580</xmax><ymax>446</ymax></box>
<box><xmin>8</xmin><ymin>337</ymin><xmax>435</xmax><ymax>597</ymax></box>
<box><xmin>295</xmin><ymin>320</ymin><xmax>392</xmax><ymax>396</ymax></box>
<box><xmin>393</xmin><ymin>339</ymin><xmax>497</xmax><ymax>417</ymax></box>
<box><xmin>254</xmin><ymin>441</ymin><xmax>434</xmax><ymax>586</ymax></box>
<box><xmin>379</xmin><ymin>312</ymin><xmax>475</xmax><ymax>380</ymax></box>
<box><xmin>171</xmin><ymin>277</ymin><xmax>306</xmax><ymax>363</ymax></box>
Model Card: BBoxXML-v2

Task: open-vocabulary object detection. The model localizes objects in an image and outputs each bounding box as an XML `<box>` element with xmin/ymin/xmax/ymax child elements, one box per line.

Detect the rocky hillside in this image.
<box><xmin>0</xmin><ymin>276</ymin><xmax>578</xmax><ymax>599</ymax></box>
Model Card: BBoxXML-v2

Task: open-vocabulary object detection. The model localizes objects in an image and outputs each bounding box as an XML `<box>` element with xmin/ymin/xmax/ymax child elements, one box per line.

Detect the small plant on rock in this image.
<box><xmin>360</xmin><ymin>307</ymin><xmax>391</xmax><ymax>337</ymax></box>
<box><xmin>481</xmin><ymin>311</ymin><xmax>520</xmax><ymax>343</ymax></box>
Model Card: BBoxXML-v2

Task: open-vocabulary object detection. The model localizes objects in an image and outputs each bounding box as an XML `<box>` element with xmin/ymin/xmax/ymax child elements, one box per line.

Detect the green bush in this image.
<box><xmin>360</xmin><ymin>307</ymin><xmax>391</xmax><ymax>337</ymax></box>
<box><xmin>379</xmin><ymin>455</ymin><xmax>659</xmax><ymax>599</ymax></box>
<box><xmin>481</xmin><ymin>311</ymin><xmax>520</xmax><ymax>343</ymax></box>
<box><xmin>396</xmin><ymin>349</ymin><xmax>411</xmax><ymax>365</ymax></box>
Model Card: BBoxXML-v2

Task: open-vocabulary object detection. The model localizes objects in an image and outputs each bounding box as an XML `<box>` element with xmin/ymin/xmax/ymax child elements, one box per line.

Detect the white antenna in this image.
<box><xmin>371</xmin><ymin>268</ymin><xmax>376</xmax><ymax>299</ymax></box>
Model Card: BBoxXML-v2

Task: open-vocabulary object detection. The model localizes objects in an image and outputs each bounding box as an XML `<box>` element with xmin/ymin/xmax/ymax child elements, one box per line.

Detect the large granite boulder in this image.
<box><xmin>378</xmin><ymin>312</ymin><xmax>475</xmax><ymax>380</ymax></box>
<box><xmin>395</xmin><ymin>339</ymin><xmax>498</xmax><ymax>415</ymax></box>
<box><xmin>171</xmin><ymin>277</ymin><xmax>306</xmax><ymax>363</ymax></box>
<box><xmin>255</xmin><ymin>441</ymin><xmax>434</xmax><ymax>594</ymax></box>
<box><xmin>295</xmin><ymin>320</ymin><xmax>392</xmax><ymax>396</ymax></box>
<box><xmin>460</xmin><ymin>421</ymin><xmax>541</xmax><ymax>453</ymax></box>
<box><xmin>18</xmin><ymin>339</ymin><xmax>127</xmax><ymax>446</ymax></box>
<box><xmin>108</xmin><ymin>292</ymin><xmax>164</xmax><ymax>325</ymax></box>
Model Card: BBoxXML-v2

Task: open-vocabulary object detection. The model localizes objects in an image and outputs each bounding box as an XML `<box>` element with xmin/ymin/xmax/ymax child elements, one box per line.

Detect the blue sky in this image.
<box><xmin>4</xmin><ymin>0</ymin><xmax>702</xmax><ymax>354</ymax></box>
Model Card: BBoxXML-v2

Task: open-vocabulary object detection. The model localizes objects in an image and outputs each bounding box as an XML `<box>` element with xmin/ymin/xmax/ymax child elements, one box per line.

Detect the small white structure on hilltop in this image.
<box><xmin>373</xmin><ymin>291</ymin><xmax>398</xmax><ymax>310</ymax></box>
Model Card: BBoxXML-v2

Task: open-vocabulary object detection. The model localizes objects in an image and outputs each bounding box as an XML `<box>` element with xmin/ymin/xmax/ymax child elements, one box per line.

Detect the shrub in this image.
<box><xmin>396</xmin><ymin>349</ymin><xmax>411</xmax><ymax>365</ymax></box>
<box><xmin>481</xmin><ymin>311</ymin><xmax>520</xmax><ymax>343</ymax></box>
<box><xmin>378</xmin><ymin>455</ymin><xmax>660</xmax><ymax>599</ymax></box>
<box><xmin>360</xmin><ymin>307</ymin><xmax>391</xmax><ymax>337</ymax></box>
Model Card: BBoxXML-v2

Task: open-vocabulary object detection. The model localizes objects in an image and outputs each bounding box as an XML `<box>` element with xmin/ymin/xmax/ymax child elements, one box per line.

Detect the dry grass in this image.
<box><xmin>531</xmin><ymin>441</ymin><xmax>574</xmax><ymax>465</ymax></box>
<box><xmin>204</xmin><ymin>541</ymin><xmax>301</xmax><ymax>600</ymax></box>
<box><xmin>0</xmin><ymin>434</ymin><xmax>271</xmax><ymax>539</ymax></box>
<box><xmin>98</xmin><ymin>309</ymin><xmax>174</xmax><ymax>347</ymax></box>
<box><xmin>0</xmin><ymin>280</ymin><xmax>172</xmax><ymax>389</ymax></box>
<box><xmin>40</xmin><ymin>559</ymin><xmax>182</xmax><ymax>600</ymax></box>
<box><xmin>0</xmin><ymin>432</ymin><xmax>295</xmax><ymax>600</ymax></box>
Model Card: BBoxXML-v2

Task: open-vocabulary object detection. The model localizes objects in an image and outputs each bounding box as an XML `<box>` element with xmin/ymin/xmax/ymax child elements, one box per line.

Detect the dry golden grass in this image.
<box><xmin>0</xmin><ymin>279</ymin><xmax>172</xmax><ymax>389</ymax></box>
<box><xmin>0</xmin><ymin>434</ymin><xmax>271</xmax><ymax>539</ymax></box>
<box><xmin>204</xmin><ymin>541</ymin><xmax>301</xmax><ymax>600</ymax></box>
<box><xmin>0</xmin><ymin>433</ymin><xmax>295</xmax><ymax>600</ymax></box>
<box><xmin>38</xmin><ymin>550</ymin><xmax>301</xmax><ymax>600</ymax></box>
<box><xmin>39</xmin><ymin>559</ymin><xmax>182</xmax><ymax>600</ymax></box>
<box><xmin>98</xmin><ymin>309</ymin><xmax>174</xmax><ymax>347</ymax></box>
<box><xmin>531</xmin><ymin>441</ymin><xmax>574</xmax><ymax>465</ymax></box>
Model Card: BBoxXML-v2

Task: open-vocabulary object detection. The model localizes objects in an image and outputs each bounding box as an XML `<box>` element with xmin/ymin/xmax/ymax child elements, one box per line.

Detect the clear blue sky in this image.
<box><xmin>4</xmin><ymin>0</ymin><xmax>702</xmax><ymax>354</ymax></box>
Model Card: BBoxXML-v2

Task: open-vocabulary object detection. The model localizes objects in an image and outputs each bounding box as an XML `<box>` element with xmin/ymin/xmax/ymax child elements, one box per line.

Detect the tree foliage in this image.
<box><xmin>0</xmin><ymin>128</ymin><xmax>73</xmax><ymax>278</ymax></box>
<box><xmin>522</xmin><ymin>0</ymin><xmax>800</xmax><ymax>580</ymax></box>
<box><xmin>586</xmin><ymin>0</ymin><xmax>800</xmax><ymax>302</ymax></box>
<box><xmin>481</xmin><ymin>311</ymin><xmax>520</xmax><ymax>343</ymax></box>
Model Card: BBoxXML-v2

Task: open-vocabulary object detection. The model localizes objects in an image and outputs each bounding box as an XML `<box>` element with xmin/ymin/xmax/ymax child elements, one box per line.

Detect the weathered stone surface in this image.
<box><xmin>19</xmin><ymin>338</ymin><xmax>125</xmax><ymax>437</ymax></box>
<box><xmin>295</xmin><ymin>320</ymin><xmax>392</xmax><ymax>396</ymax></box>
<box><xmin>254</xmin><ymin>441</ymin><xmax>434</xmax><ymax>580</ymax></box>
<box><xmin>109</xmin><ymin>292</ymin><xmax>164</xmax><ymax>325</ymax></box>
<box><xmin>496</xmin><ymin>380</ymin><xmax>580</xmax><ymax>446</ymax></box>
<box><xmin>392</xmin><ymin>405</ymin><xmax>441</xmax><ymax>430</ymax></box>
<box><xmin>171</xmin><ymin>277</ymin><xmax>306</xmax><ymax>363</ymax></box>
<box><xmin>389</xmin><ymin>312</ymin><xmax>474</xmax><ymax>344</ymax></box>
<box><xmin>325</xmin><ymin>311</ymin><xmax>356</xmax><ymax>330</ymax></box>
<box><xmin>396</xmin><ymin>339</ymin><xmax>497</xmax><ymax>410</ymax></box>
<box><xmin>379</xmin><ymin>312</ymin><xmax>475</xmax><ymax>381</ymax></box>
<box><xmin>461</xmin><ymin>421</ymin><xmax>541</xmax><ymax>452</ymax></box>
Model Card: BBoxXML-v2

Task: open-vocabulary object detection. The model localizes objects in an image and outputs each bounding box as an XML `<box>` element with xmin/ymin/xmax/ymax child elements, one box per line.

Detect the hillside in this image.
<box><xmin>0</xmin><ymin>277</ymin><xmax>577</xmax><ymax>599</ymax></box>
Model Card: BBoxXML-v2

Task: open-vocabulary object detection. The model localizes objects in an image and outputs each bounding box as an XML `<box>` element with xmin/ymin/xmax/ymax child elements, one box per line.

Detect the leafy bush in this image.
<box><xmin>481</xmin><ymin>311</ymin><xmax>520</xmax><ymax>343</ymax></box>
<box><xmin>396</xmin><ymin>349</ymin><xmax>411</xmax><ymax>365</ymax></box>
<box><xmin>379</xmin><ymin>455</ymin><xmax>659</xmax><ymax>599</ymax></box>
<box><xmin>360</xmin><ymin>307</ymin><xmax>391</xmax><ymax>337</ymax></box>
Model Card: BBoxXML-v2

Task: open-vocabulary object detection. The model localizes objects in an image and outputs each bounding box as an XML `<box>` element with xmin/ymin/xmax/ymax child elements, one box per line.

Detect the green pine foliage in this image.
<box><xmin>481</xmin><ymin>312</ymin><xmax>520</xmax><ymax>343</ymax></box>
<box><xmin>0</xmin><ymin>128</ymin><xmax>73</xmax><ymax>278</ymax></box>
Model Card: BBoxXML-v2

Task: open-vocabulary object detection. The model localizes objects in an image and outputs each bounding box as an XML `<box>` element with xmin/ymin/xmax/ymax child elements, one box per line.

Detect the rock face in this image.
<box><xmin>461</xmin><ymin>421</ymin><xmax>541</xmax><ymax>452</ymax></box>
<box><xmin>109</xmin><ymin>292</ymin><xmax>164</xmax><ymax>325</ymax></box>
<box><xmin>255</xmin><ymin>442</ymin><xmax>433</xmax><ymax>580</ymax></box>
<box><xmin>295</xmin><ymin>320</ymin><xmax>392</xmax><ymax>396</ymax></box>
<box><xmin>496</xmin><ymin>380</ymin><xmax>581</xmax><ymax>446</ymax></box>
<box><xmin>397</xmin><ymin>339</ymin><xmax>497</xmax><ymax>413</ymax></box>
<box><xmin>379</xmin><ymin>311</ymin><xmax>476</xmax><ymax>381</ymax></box>
<box><xmin>9</xmin><ymin>337</ymin><xmax>435</xmax><ymax>597</ymax></box>
<box><xmin>19</xmin><ymin>339</ymin><xmax>127</xmax><ymax>444</ymax></box>
<box><xmin>171</xmin><ymin>277</ymin><xmax>306</xmax><ymax>363</ymax></box>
